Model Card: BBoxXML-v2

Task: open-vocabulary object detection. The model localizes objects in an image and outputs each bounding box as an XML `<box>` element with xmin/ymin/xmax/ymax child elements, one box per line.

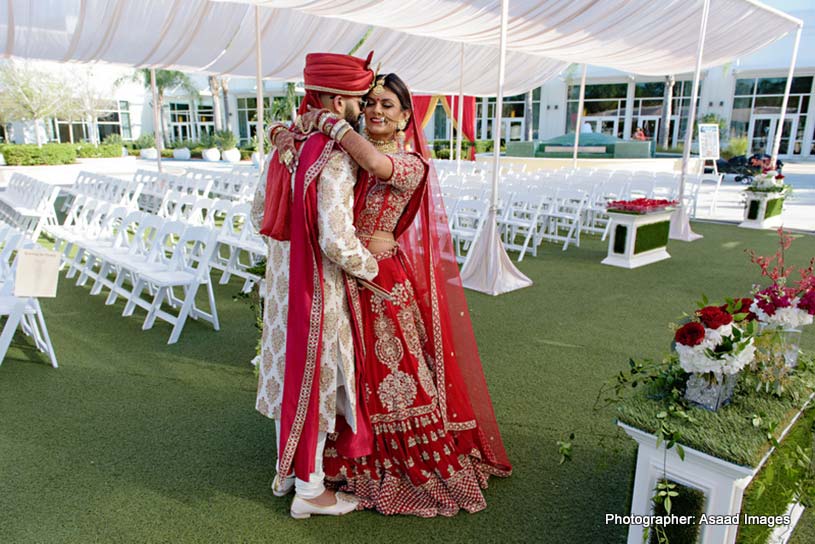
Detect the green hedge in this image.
<box><xmin>0</xmin><ymin>143</ymin><xmax>128</xmax><ymax>164</ymax></box>
<box><xmin>0</xmin><ymin>143</ymin><xmax>77</xmax><ymax>165</ymax></box>
<box><xmin>76</xmin><ymin>144</ymin><xmax>123</xmax><ymax>158</ymax></box>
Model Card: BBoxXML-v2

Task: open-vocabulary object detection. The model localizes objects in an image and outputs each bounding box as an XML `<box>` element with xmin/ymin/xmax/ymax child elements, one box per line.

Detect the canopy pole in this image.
<box><xmin>670</xmin><ymin>0</ymin><xmax>709</xmax><ymax>242</ymax></box>
<box><xmin>572</xmin><ymin>64</ymin><xmax>587</xmax><ymax>168</ymax></box>
<box><xmin>255</xmin><ymin>5</ymin><xmax>265</xmax><ymax>166</ymax></box>
<box><xmin>456</xmin><ymin>42</ymin><xmax>465</xmax><ymax>174</ymax></box>
<box><xmin>150</xmin><ymin>68</ymin><xmax>162</xmax><ymax>173</ymax></box>
<box><xmin>460</xmin><ymin>0</ymin><xmax>533</xmax><ymax>296</ymax></box>
<box><xmin>770</xmin><ymin>25</ymin><xmax>802</xmax><ymax>169</ymax></box>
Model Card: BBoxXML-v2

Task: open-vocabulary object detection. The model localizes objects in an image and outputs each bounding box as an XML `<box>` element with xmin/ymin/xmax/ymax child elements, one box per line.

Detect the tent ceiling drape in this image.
<box><xmin>1</xmin><ymin>1</ymin><xmax>801</xmax><ymax>94</ymax></box>
<box><xmin>228</xmin><ymin>0</ymin><xmax>802</xmax><ymax>75</ymax></box>
<box><xmin>0</xmin><ymin>0</ymin><xmax>566</xmax><ymax>95</ymax></box>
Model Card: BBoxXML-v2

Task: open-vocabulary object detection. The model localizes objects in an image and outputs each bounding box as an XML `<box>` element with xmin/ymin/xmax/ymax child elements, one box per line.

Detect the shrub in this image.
<box><xmin>722</xmin><ymin>136</ymin><xmax>748</xmax><ymax>160</ymax></box>
<box><xmin>128</xmin><ymin>148</ymin><xmax>141</xmax><ymax>157</ymax></box>
<box><xmin>0</xmin><ymin>143</ymin><xmax>77</xmax><ymax>165</ymax></box>
<box><xmin>199</xmin><ymin>132</ymin><xmax>215</xmax><ymax>149</ymax></box>
<box><xmin>239</xmin><ymin>148</ymin><xmax>253</xmax><ymax>161</ymax></box>
<box><xmin>133</xmin><ymin>133</ymin><xmax>156</xmax><ymax>149</ymax></box>
<box><xmin>214</xmin><ymin>130</ymin><xmax>237</xmax><ymax>150</ymax></box>
<box><xmin>76</xmin><ymin>144</ymin><xmax>123</xmax><ymax>158</ymax></box>
<box><xmin>160</xmin><ymin>149</ymin><xmax>173</xmax><ymax>158</ymax></box>
<box><xmin>102</xmin><ymin>133</ymin><xmax>123</xmax><ymax>146</ymax></box>
<box><xmin>168</xmin><ymin>139</ymin><xmax>198</xmax><ymax>150</ymax></box>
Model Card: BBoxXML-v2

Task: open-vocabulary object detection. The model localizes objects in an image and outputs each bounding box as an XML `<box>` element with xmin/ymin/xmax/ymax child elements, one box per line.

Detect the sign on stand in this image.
<box><xmin>14</xmin><ymin>249</ymin><xmax>60</xmax><ymax>298</ymax></box>
<box><xmin>698</xmin><ymin>124</ymin><xmax>720</xmax><ymax>162</ymax></box>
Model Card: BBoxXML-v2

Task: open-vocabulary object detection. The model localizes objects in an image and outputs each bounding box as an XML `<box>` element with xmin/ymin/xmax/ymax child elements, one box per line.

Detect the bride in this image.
<box><xmin>276</xmin><ymin>73</ymin><xmax>511</xmax><ymax>517</ymax></box>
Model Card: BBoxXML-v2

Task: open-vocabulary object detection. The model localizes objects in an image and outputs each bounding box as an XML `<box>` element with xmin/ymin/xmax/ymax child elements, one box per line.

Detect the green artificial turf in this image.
<box><xmin>1</xmin><ymin>222</ymin><xmax>814</xmax><ymax>544</ymax></box>
<box><xmin>616</xmin><ymin>358</ymin><xmax>815</xmax><ymax>467</ymax></box>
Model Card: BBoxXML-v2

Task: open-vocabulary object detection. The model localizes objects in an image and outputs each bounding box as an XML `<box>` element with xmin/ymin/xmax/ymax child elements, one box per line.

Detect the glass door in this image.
<box><xmin>584</xmin><ymin>116</ymin><xmax>617</xmax><ymax>136</ymax></box>
<box><xmin>637</xmin><ymin>116</ymin><xmax>660</xmax><ymax>142</ymax></box>
<box><xmin>749</xmin><ymin>115</ymin><xmax>797</xmax><ymax>156</ymax></box>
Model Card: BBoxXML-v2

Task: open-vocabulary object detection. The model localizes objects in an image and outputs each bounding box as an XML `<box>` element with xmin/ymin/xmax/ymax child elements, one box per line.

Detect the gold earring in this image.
<box><xmin>396</xmin><ymin>119</ymin><xmax>407</xmax><ymax>131</ymax></box>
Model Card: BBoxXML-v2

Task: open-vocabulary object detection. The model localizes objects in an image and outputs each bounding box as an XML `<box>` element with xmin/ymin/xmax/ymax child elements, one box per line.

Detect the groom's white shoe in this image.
<box><xmin>271</xmin><ymin>473</ymin><xmax>295</xmax><ymax>497</ymax></box>
<box><xmin>290</xmin><ymin>492</ymin><xmax>358</xmax><ymax>519</ymax></box>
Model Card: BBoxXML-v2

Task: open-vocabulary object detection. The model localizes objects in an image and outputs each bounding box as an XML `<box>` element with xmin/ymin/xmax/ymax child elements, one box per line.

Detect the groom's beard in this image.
<box><xmin>343</xmin><ymin>102</ymin><xmax>360</xmax><ymax>129</ymax></box>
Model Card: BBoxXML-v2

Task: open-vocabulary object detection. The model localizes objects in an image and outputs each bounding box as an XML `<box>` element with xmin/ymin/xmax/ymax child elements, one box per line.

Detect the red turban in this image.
<box><xmin>299</xmin><ymin>51</ymin><xmax>375</xmax><ymax>113</ymax></box>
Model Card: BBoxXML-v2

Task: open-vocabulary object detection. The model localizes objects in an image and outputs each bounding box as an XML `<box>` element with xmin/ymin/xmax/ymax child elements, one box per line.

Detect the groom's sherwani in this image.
<box><xmin>251</xmin><ymin>147</ymin><xmax>377</xmax><ymax>434</ymax></box>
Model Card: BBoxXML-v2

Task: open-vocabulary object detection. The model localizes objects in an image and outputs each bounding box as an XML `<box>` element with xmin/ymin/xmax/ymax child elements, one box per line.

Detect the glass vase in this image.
<box><xmin>778</xmin><ymin>328</ymin><xmax>802</xmax><ymax>369</ymax></box>
<box><xmin>684</xmin><ymin>372</ymin><xmax>738</xmax><ymax>412</ymax></box>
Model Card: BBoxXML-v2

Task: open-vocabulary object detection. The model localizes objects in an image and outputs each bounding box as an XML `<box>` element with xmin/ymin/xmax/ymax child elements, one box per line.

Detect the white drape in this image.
<box><xmin>1</xmin><ymin>1</ymin><xmax>801</xmax><ymax>93</ymax></box>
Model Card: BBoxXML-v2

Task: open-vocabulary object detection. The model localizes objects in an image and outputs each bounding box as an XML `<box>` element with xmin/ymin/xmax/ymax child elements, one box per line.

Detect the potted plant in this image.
<box><xmin>215</xmin><ymin>129</ymin><xmax>240</xmax><ymax>163</ymax></box>
<box><xmin>200</xmin><ymin>132</ymin><xmax>220</xmax><ymax>162</ymax></box>
<box><xmin>135</xmin><ymin>133</ymin><xmax>157</xmax><ymax>160</ymax></box>
<box><xmin>172</xmin><ymin>139</ymin><xmax>193</xmax><ymax>160</ymax></box>
<box><xmin>739</xmin><ymin>169</ymin><xmax>791</xmax><ymax>229</ymax></box>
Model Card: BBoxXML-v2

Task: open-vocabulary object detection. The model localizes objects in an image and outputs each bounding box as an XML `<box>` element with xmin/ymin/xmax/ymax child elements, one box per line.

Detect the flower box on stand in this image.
<box><xmin>616</xmin><ymin>357</ymin><xmax>815</xmax><ymax>544</ymax></box>
<box><xmin>739</xmin><ymin>191</ymin><xmax>786</xmax><ymax>230</ymax></box>
<box><xmin>602</xmin><ymin>199</ymin><xmax>677</xmax><ymax>269</ymax></box>
<box><xmin>739</xmin><ymin>170</ymin><xmax>790</xmax><ymax>230</ymax></box>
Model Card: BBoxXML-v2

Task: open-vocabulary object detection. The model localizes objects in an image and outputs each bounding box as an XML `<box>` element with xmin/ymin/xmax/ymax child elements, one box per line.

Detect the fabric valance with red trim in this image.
<box><xmin>412</xmin><ymin>95</ymin><xmax>477</xmax><ymax>160</ymax></box>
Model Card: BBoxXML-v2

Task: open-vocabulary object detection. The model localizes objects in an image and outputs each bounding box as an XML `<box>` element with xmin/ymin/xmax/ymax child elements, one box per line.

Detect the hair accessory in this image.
<box><xmin>372</xmin><ymin>76</ymin><xmax>386</xmax><ymax>96</ymax></box>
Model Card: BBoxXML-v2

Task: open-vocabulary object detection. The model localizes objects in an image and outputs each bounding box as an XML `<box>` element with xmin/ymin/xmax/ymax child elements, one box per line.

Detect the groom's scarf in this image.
<box><xmin>276</xmin><ymin>132</ymin><xmax>335</xmax><ymax>481</ymax></box>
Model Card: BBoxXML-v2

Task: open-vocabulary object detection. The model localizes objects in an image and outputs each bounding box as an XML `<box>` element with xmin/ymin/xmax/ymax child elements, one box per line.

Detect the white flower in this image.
<box><xmin>676</xmin><ymin>328</ymin><xmax>755</xmax><ymax>376</ymax></box>
<box><xmin>754</xmin><ymin>298</ymin><xmax>813</xmax><ymax>329</ymax></box>
<box><xmin>704</xmin><ymin>323</ymin><xmax>733</xmax><ymax>347</ymax></box>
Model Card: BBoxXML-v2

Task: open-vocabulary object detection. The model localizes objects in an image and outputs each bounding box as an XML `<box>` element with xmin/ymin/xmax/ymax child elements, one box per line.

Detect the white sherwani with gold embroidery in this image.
<box><xmin>251</xmin><ymin>147</ymin><xmax>378</xmax><ymax>434</ymax></box>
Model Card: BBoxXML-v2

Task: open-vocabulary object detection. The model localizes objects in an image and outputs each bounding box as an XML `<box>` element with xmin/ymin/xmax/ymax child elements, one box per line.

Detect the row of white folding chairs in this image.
<box><xmin>443</xmin><ymin>186</ymin><xmax>589</xmax><ymax>261</ymax></box>
<box><xmin>0</xmin><ymin>174</ymin><xmax>61</xmax><ymax>240</ymax></box>
<box><xmin>183</xmin><ymin>168</ymin><xmax>258</xmax><ymax>201</ymax></box>
<box><xmin>134</xmin><ymin>170</ymin><xmax>215</xmax><ymax>214</ymax></box>
<box><xmin>47</xmin><ymin>206</ymin><xmax>220</xmax><ymax>345</ymax></box>
<box><xmin>0</xmin><ymin>224</ymin><xmax>58</xmax><ymax>368</ymax></box>
<box><xmin>156</xmin><ymin>191</ymin><xmax>265</xmax><ymax>292</ymax></box>
<box><xmin>61</xmin><ymin>171</ymin><xmax>144</xmax><ymax>212</ymax></box>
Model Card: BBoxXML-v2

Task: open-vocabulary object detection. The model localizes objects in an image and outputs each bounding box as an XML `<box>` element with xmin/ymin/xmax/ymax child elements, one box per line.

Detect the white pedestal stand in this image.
<box><xmin>602</xmin><ymin>210</ymin><xmax>673</xmax><ymax>269</ymax></box>
<box><xmin>619</xmin><ymin>396</ymin><xmax>812</xmax><ymax>544</ymax></box>
<box><xmin>739</xmin><ymin>192</ymin><xmax>785</xmax><ymax>230</ymax></box>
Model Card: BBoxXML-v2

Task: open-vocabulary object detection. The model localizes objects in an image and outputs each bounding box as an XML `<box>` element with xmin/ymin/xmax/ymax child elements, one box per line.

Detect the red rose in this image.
<box><xmin>675</xmin><ymin>322</ymin><xmax>706</xmax><ymax>347</ymax></box>
<box><xmin>722</xmin><ymin>298</ymin><xmax>757</xmax><ymax>321</ymax></box>
<box><xmin>696</xmin><ymin>306</ymin><xmax>733</xmax><ymax>329</ymax></box>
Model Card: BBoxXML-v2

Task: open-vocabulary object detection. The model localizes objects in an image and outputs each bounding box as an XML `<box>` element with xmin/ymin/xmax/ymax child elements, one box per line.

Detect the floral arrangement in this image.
<box><xmin>674</xmin><ymin>302</ymin><xmax>756</xmax><ymax>378</ymax></box>
<box><xmin>606</xmin><ymin>198</ymin><xmax>678</xmax><ymax>214</ymax></box>
<box><xmin>747</xmin><ymin>169</ymin><xmax>790</xmax><ymax>194</ymax></box>
<box><xmin>748</xmin><ymin>228</ymin><xmax>815</xmax><ymax>330</ymax></box>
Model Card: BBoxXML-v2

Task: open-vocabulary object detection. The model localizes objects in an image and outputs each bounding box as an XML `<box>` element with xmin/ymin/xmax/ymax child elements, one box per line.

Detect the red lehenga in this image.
<box><xmin>323</xmin><ymin>117</ymin><xmax>511</xmax><ymax>516</ymax></box>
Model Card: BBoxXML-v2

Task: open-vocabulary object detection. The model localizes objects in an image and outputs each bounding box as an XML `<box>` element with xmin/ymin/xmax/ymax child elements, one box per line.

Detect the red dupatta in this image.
<box><xmin>276</xmin><ymin>133</ymin><xmax>335</xmax><ymax>482</ymax></box>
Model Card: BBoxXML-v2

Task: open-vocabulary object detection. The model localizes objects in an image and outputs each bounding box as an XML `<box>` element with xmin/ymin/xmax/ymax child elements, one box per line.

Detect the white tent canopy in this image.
<box><xmin>230</xmin><ymin>0</ymin><xmax>802</xmax><ymax>75</ymax></box>
<box><xmin>0</xmin><ymin>0</ymin><xmax>566</xmax><ymax>95</ymax></box>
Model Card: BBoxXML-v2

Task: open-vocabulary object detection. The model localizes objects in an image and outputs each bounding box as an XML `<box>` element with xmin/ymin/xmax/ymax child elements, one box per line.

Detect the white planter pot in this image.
<box><xmin>139</xmin><ymin>148</ymin><xmax>158</xmax><ymax>160</ymax></box>
<box><xmin>202</xmin><ymin>148</ymin><xmax>221</xmax><ymax>162</ymax></box>
<box><xmin>251</xmin><ymin>151</ymin><xmax>260</xmax><ymax>166</ymax></box>
<box><xmin>120</xmin><ymin>147</ymin><xmax>128</xmax><ymax>157</ymax></box>
<box><xmin>221</xmin><ymin>148</ymin><xmax>241</xmax><ymax>163</ymax></box>
<box><xmin>173</xmin><ymin>147</ymin><xmax>191</xmax><ymax>160</ymax></box>
<box><xmin>0</xmin><ymin>152</ymin><xmax>5</xmax><ymax>166</ymax></box>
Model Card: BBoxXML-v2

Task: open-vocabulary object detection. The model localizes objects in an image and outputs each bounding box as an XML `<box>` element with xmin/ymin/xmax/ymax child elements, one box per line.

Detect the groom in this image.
<box><xmin>251</xmin><ymin>52</ymin><xmax>378</xmax><ymax>519</ymax></box>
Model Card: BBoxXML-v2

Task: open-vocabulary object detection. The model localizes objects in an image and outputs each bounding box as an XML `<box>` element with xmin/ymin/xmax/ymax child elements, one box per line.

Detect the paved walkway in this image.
<box><xmin>1</xmin><ymin>156</ymin><xmax>812</xmax><ymax>233</ymax></box>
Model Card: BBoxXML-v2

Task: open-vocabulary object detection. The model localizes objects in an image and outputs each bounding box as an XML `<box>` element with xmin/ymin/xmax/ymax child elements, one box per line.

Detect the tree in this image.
<box><xmin>127</xmin><ymin>69</ymin><xmax>199</xmax><ymax>150</ymax></box>
<box><xmin>65</xmin><ymin>67</ymin><xmax>117</xmax><ymax>146</ymax></box>
<box><xmin>207</xmin><ymin>75</ymin><xmax>224</xmax><ymax>132</ymax></box>
<box><xmin>270</xmin><ymin>82</ymin><xmax>298</xmax><ymax>123</ymax></box>
<box><xmin>0</xmin><ymin>60</ymin><xmax>73</xmax><ymax>147</ymax></box>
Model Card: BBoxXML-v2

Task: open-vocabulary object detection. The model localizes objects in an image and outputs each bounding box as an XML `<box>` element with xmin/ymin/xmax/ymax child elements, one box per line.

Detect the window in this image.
<box><xmin>119</xmin><ymin>101</ymin><xmax>132</xmax><ymax>140</ymax></box>
<box><xmin>237</xmin><ymin>96</ymin><xmax>271</xmax><ymax>144</ymax></box>
<box><xmin>730</xmin><ymin>74</ymin><xmax>813</xmax><ymax>154</ymax></box>
<box><xmin>566</xmin><ymin>83</ymin><xmax>627</xmax><ymax>138</ymax></box>
<box><xmin>168</xmin><ymin>102</ymin><xmax>193</xmax><ymax>142</ymax></box>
